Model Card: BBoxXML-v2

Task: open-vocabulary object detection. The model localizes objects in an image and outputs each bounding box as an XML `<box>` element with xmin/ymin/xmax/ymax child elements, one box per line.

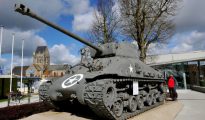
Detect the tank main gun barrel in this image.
<box><xmin>14</xmin><ymin>4</ymin><xmax>102</xmax><ymax>54</ymax></box>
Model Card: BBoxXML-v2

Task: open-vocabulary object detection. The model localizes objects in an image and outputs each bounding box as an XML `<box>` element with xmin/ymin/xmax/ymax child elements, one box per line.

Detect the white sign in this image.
<box><xmin>133</xmin><ymin>81</ymin><xmax>139</xmax><ymax>95</ymax></box>
<box><xmin>62</xmin><ymin>74</ymin><xmax>84</xmax><ymax>88</ymax></box>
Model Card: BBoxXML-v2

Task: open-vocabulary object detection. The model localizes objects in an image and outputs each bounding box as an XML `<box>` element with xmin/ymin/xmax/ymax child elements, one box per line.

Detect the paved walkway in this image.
<box><xmin>175</xmin><ymin>90</ymin><xmax>205</xmax><ymax>120</ymax></box>
<box><xmin>131</xmin><ymin>101</ymin><xmax>182</xmax><ymax>120</ymax></box>
<box><xmin>0</xmin><ymin>94</ymin><xmax>39</xmax><ymax>108</ymax></box>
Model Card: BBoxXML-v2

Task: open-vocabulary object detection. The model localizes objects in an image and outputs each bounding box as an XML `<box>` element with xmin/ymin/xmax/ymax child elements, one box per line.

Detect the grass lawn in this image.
<box><xmin>0</xmin><ymin>99</ymin><xmax>8</xmax><ymax>102</ymax></box>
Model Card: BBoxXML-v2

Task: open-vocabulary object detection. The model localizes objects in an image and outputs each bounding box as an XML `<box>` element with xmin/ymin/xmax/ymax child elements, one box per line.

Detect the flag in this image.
<box><xmin>0</xmin><ymin>66</ymin><xmax>3</xmax><ymax>75</ymax></box>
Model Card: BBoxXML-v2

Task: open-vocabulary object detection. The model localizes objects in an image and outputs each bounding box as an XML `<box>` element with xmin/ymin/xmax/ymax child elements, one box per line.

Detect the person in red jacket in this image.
<box><xmin>168</xmin><ymin>75</ymin><xmax>177</xmax><ymax>100</ymax></box>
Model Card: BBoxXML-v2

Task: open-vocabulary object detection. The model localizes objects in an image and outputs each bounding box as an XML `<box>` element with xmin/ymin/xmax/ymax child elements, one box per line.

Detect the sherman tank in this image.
<box><xmin>15</xmin><ymin>4</ymin><xmax>165</xmax><ymax>120</ymax></box>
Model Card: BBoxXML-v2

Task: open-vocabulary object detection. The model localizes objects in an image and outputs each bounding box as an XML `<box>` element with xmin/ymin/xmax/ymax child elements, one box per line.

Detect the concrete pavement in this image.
<box><xmin>130</xmin><ymin>101</ymin><xmax>183</xmax><ymax>120</ymax></box>
<box><xmin>2</xmin><ymin>90</ymin><xmax>205</xmax><ymax>120</ymax></box>
<box><xmin>21</xmin><ymin>101</ymin><xmax>183</xmax><ymax>120</ymax></box>
<box><xmin>175</xmin><ymin>90</ymin><xmax>205</xmax><ymax>120</ymax></box>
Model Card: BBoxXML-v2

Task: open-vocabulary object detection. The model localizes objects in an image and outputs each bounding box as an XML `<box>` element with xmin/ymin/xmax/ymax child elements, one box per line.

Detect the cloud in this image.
<box><xmin>0</xmin><ymin>0</ymin><xmax>65</xmax><ymax>31</ymax></box>
<box><xmin>72</xmin><ymin>9</ymin><xmax>95</xmax><ymax>32</ymax></box>
<box><xmin>147</xmin><ymin>43</ymin><xmax>170</xmax><ymax>55</ymax></box>
<box><xmin>0</xmin><ymin>58</ymin><xmax>6</xmax><ymax>66</ymax></box>
<box><xmin>175</xmin><ymin>0</ymin><xmax>205</xmax><ymax>32</ymax></box>
<box><xmin>0</xmin><ymin>55</ymin><xmax>33</xmax><ymax>74</ymax></box>
<box><xmin>147</xmin><ymin>0</ymin><xmax>205</xmax><ymax>55</ymax></box>
<box><xmin>49</xmin><ymin>44</ymin><xmax>80</xmax><ymax>65</ymax></box>
<box><xmin>63</xmin><ymin>0</ymin><xmax>91</xmax><ymax>15</ymax></box>
<box><xmin>148</xmin><ymin>31</ymin><xmax>205</xmax><ymax>55</ymax></box>
<box><xmin>171</xmin><ymin>31</ymin><xmax>205</xmax><ymax>53</ymax></box>
<box><xmin>0</xmin><ymin>0</ymin><xmax>93</xmax><ymax>31</ymax></box>
<box><xmin>0</xmin><ymin>0</ymin><xmax>95</xmax><ymax>32</ymax></box>
<box><xmin>1</xmin><ymin>28</ymin><xmax>47</xmax><ymax>57</ymax></box>
<box><xmin>70</xmin><ymin>0</ymin><xmax>95</xmax><ymax>32</ymax></box>
<box><xmin>12</xmin><ymin>56</ymin><xmax>33</xmax><ymax>66</ymax></box>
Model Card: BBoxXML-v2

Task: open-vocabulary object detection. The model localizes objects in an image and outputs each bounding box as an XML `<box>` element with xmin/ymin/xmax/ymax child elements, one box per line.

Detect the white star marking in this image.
<box><xmin>62</xmin><ymin>74</ymin><xmax>84</xmax><ymax>88</ymax></box>
<box><xmin>129</xmin><ymin>64</ymin><xmax>133</xmax><ymax>73</ymax></box>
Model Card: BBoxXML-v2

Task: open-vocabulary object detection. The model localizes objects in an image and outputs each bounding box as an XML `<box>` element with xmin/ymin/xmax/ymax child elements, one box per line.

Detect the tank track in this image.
<box><xmin>84</xmin><ymin>79</ymin><xmax>165</xmax><ymax>120</ymax></box>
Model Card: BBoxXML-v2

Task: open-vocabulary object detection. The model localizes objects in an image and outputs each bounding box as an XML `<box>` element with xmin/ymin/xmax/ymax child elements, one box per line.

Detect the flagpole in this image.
<box><xmin>20</xmin><ymin>39</ymin><xmax>24</xmax><ymax>93</ymax></box>
<box><xmin>0</xmin><ymin>26</ymin><xmax>3</xmax><ymax>73</ymax></box>
<box><xmin>0</xmin><ymin>25</ymin><xmax>3</xmax><ymax>58</ymax></box>
<box><xmin>10</xmin><ymin>33</ymin><xmax>15</xmax><ymax>92</ymax></box>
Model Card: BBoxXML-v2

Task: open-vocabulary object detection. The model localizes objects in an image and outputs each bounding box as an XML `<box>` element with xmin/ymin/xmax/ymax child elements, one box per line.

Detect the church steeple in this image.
<box><xmin>33</xmin><ymin>46</ymin><xmax>50</xmax><ymax>70</ymax></box>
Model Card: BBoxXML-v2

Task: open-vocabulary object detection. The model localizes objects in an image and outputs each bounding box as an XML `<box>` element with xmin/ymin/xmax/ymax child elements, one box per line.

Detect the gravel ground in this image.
<box><xmin>21</xmin><ymin>101</ymin><xmax>182</xmax><ymax>120</ymax></box>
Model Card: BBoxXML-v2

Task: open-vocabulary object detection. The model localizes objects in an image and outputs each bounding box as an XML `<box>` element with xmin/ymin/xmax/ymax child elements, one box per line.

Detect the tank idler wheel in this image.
<box><xmin>145</xmin><ymin>92</ymin><xmax>153</xmax><ymax>106</ymax></box>
<box><xmin>127</xmin><ymin>96</ymin><xmax>137</xmax><ymax>112</ymax></box>
<box><xmin>112</xmin><ymin>99</ymin><xmax>124</xmax><ymax>117</ymax></box>
<box><xmin>136</xmin><ymin>95</ymin><xmax>144</xmax><ymax>110</ymax></box>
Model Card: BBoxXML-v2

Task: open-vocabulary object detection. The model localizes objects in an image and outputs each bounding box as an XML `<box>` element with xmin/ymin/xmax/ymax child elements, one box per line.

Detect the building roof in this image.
<box><xmin>35</xmin><ymin>46</ymin><xmax>48</xmax><ymax>53</ymax></box>
<box><xmin>48</xmin><ymin>64</ymin><xmax>70</xmax><ymax>71</ymax></box>
<box><xmin>13</xmin><ymin>66</ymin><xmax>29</xmax><ymax>75</ymax></box>
<box><xmin>0</xmin><ymin>75</ymin><xmax>18</xmax><ymax>78</ymax></box>
<box><xmin>33</xmin><ymin>64</ymin><xmax>43</xmax><ymax>71</ymax></box>
<box><xmin>146</xmin><ymin>50</ymin><xmax>205</xmax><ymax>65</ymax></box>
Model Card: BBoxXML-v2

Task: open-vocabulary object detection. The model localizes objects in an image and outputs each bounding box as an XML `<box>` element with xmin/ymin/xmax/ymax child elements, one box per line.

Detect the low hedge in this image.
<box><xmin>0</xmin><ymin>102</ymin><xmax>51</xmax><ymax>120</ymax></box>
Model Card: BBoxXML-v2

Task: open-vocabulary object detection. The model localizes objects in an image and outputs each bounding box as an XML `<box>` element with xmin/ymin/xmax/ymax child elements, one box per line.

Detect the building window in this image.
<box><xmin>54</xmin><ymin>72</ymin><xmax>57</xmax><ymax>77</ymax></box>
<box><xmin>61</xmin><ymin>72</ymin><xmax>64</xmax><ymax>76</ymax></box>
<box><xmin>188</xmin><ymin>61</ymin><xmax>198</xmax><ymax>86</ymax></box>
<box><xmin>199</xmin><ymin>61</ymin><xmax>205</xmax><ymax>86</ymax></box>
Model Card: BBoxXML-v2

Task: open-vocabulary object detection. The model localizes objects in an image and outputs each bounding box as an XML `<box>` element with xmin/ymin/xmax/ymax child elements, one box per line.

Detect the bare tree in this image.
<box><xmin>89</xmin><ymin>0</ymin><xmax>120</xmax><ymax>44</ymax></box>
<box><xmin>119</xmin><ymin>0</ymin><xmax>180</xmax><ymax>62</ymax></box>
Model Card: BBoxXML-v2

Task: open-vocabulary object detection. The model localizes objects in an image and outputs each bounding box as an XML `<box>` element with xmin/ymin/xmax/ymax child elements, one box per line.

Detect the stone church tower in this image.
<box><xmin>33</xmin><ymin>46</ymin><xmax>50</xmax><ymax>70</ymax></box>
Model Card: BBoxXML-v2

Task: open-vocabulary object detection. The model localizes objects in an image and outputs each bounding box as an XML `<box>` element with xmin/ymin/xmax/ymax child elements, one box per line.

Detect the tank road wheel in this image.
<box><xmin>145</xmin><ymin>92</ymin><xmax>153</xmax><ymax>106</ymax></box>
<box><xmin>112</xmin><ymin>99</ymin><xmax>124</xmax><ymax>117</ymax></box>
<box><xmin>128</xmin><ymin>96</ymin><xmax>137</xmax><ymax>112</ymax></box>
<box><xmin>136</xmin><ymin>95</ymin><xmax>144</xmax><ymax>110</ymax></box>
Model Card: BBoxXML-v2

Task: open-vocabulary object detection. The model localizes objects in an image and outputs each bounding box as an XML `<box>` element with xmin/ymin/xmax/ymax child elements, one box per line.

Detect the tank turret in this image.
<box><xmin>15</xmin><ymin>4</ymin><xmax>166</xmax><ymax>120</ymax></box>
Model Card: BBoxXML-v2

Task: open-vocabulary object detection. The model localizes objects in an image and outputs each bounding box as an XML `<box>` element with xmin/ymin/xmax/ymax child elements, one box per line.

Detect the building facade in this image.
<box><xmin>146</xmin><ymin>51</ymin><xmax>205</xmax><ymax>89</ymax></box>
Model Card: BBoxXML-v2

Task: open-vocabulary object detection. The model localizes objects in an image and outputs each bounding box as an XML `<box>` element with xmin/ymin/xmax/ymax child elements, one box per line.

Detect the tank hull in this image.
<box><xmin>39</xmin><ymin>56</ymin><xmax>165</xmax><ymax>120</ymax></box>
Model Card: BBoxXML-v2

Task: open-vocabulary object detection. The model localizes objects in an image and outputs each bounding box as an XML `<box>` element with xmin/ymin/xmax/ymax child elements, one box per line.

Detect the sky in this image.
<box><xmin>1</xmin><ymin>0</ymin><xmax>205</xmax><ymax>73</ymax></box>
